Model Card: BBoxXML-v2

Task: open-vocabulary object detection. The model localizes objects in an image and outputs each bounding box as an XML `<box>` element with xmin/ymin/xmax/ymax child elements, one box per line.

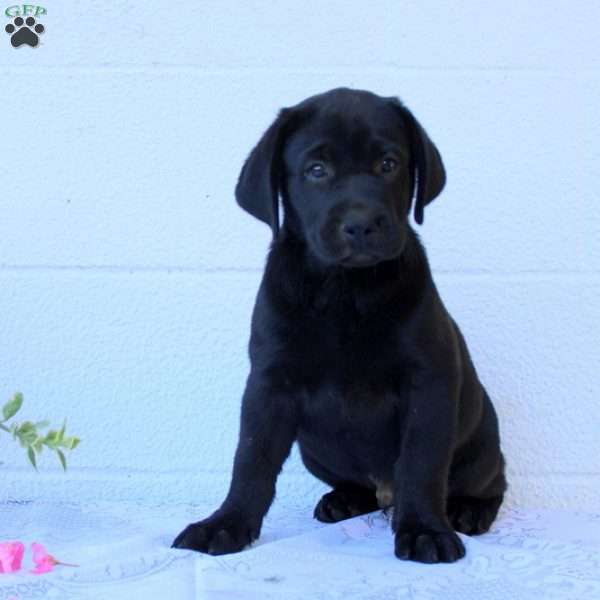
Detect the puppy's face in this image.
<box><xmin>235</xmin><ymin>88</ymin><xmax>446</xmax><ymax>269</ymax></box>
<box><xmin>283</xmin><ymin>96</ymin><xmax>412</xmax><ymax>268</ymax></box>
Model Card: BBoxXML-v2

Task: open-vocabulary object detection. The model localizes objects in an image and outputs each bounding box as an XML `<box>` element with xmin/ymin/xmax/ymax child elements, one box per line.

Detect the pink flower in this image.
<box><xmin>30</xmin><ymin>542</ymin><xmax>78</xmax><ymax>575</ymax></box>
<box><xmin>0</xmin><ymin>541</ymin><xmax>24</xmax><ymax>573</ymax></box>
<box><xmin>30</xmin><ymin>542</ymin><xmax>59</xmax><ymax>574</ymax></box>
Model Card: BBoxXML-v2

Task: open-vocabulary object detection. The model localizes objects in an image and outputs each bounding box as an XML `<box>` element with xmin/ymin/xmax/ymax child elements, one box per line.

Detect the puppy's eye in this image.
<box><xmin>380</xmin><ymin>157</ymin><xmax>398</xmax><ymax>174</ymax></box>
<box><xmin>305</xmin><ymin>163</ymin><xmax>328</xmax><ymax>179</ymax></box>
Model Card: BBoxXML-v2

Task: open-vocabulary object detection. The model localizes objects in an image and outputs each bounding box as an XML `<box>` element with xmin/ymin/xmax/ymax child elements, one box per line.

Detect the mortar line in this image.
<box><xmin>0</xmin><ymin>64</ymin><xmax>597</xmax><ymax>75</ymax></box>
<box><xmin>1</xmin><ymin>264</ymin><xmax>599</xmax><ymax>280</ymax></box>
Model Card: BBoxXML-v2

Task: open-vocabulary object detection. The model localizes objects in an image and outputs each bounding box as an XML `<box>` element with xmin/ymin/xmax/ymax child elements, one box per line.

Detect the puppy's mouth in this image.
<box><xmin>337</xmin><ymin>241</ymin><xmax>405</xmax><ymax>268</ymax></box>
<box><xmin>339</xmin><ymin>252</ymin><xmax>383</xmax><ymax>268</ymax></box>
<box><xmin>311</xmin><ymin>229</ymin><xmax>406</xmax><ymax>269</ymax></box>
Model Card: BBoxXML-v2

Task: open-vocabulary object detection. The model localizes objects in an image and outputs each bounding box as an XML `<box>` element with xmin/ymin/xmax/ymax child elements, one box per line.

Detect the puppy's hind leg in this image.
<box><xmin>447</xmin><ymin>465</ymin><xmax>507</xmax><ymax>535</ymax></box>
<box><xmin>448</xmin><ymin>393</ymin><xmax>507</xmax><ymax>536</ymax></box>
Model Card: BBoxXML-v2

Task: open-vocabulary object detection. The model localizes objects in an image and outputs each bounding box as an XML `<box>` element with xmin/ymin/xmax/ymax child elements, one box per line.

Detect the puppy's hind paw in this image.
<box><xmin>447</xmin><ymin>495</ymin><xmax>503</xmax><ymax>535</ymax></box>
<box><xmin>314</xmin><ymin>485</ymin><xmax>379</xmax><ymax>523</ymax></box>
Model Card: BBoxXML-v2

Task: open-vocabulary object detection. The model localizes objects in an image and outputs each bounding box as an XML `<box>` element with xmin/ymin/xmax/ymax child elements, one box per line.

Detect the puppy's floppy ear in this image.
<box><xmin>393</xmin><ymin>100</ymin><xmax>446</xmax><ymax>225</ymax></box>
<box><xmin>235</xmin><ymin>108</ymin><xmax>295</xmax><ymax>237</ymax></box>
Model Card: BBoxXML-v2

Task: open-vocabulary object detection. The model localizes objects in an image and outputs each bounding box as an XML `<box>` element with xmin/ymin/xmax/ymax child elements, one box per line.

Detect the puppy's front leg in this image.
<box><xmin>172</xmin><ymin>375</ymin><xmax>297</xmax><ymax>555</ymax></box>
<box><xmin>393</xmin><ymin>372</ymin><xmax>465</xmax><ymax>563</ymax></box>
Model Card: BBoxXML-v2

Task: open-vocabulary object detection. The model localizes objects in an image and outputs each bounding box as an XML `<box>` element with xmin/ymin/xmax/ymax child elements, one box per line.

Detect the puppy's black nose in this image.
<box><xmin>341</xmin><ymin>212</ymin><xmax>387</xmax><ymax>246</ymax></box>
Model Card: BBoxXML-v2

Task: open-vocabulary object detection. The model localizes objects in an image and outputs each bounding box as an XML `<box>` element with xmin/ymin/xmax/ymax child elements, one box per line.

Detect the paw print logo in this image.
<box><xmin>5</xmin><ymin>16</ymin><xmax>45</xmax><ymax>48</ymax></box>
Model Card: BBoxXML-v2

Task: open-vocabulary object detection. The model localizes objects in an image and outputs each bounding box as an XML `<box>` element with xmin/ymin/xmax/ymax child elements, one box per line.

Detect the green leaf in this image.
<box><xmin>57</xmin><ymin>449</ymin><xmax>67</xmax><ymax>471</ymax></box>
<box><xmin>33</xmin><ymin>436</ymin><xmax>44</xmax><ymax>453</ymax></box>
<box><xmin>0</xmin><ymin>394</ymin><xmax>80</xmax><ymax>471</ymax></box>
<box><xmin>27</xmin><ymin>446</ymin><xmax>38</xmax><ymax>470</ymax></box>
<box><xmin>17</xmin><ymin>423</ymin><xmax>38</xmax><ymax>447</ymax></box>
<box><xmin>2</xmin><ymin>392</ymin><xmax>23</xmax><ymax>422</ymax></box>
<box><xmin>65</xmin><ymin>436</ymin><xmax>81</xmax><ymax>450</ymax></box>
<box><xmin>18</xmin><ymin>421</ymin><xmax>35</xmax><ymax>434</ymax></box>
<box><xmin>44</xmin><ymin>429</ymin><xmax>59</xmax><ymax>449</ymax></box>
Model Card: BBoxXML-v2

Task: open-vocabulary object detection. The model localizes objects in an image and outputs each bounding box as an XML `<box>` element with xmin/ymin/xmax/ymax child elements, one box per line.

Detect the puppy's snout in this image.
<box><xmin>340</xmin><ymin>211</ymin><xmax>388</xmax><ymax>247</ymax></box>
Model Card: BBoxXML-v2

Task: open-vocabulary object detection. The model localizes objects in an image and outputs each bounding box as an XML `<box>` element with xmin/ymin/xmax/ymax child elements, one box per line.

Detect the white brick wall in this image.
<box><xmin>1</xmin><ymin>1</ymin><xmax>598</xmax><ymax>510</ymax></box>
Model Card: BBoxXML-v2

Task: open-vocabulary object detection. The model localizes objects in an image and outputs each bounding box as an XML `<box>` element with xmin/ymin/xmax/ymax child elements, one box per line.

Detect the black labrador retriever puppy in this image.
<box><xmin>173</xmin><ymin>88</ymin><xmax>506</xmax><ymax>563</ymax></box>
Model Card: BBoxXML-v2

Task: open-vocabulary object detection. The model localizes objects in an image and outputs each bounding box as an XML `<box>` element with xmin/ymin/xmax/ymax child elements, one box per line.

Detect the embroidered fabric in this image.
<box><xmin>0</xmin><ymin>500</ymin><xmax>598</xmax><ymax>599</ymax></box>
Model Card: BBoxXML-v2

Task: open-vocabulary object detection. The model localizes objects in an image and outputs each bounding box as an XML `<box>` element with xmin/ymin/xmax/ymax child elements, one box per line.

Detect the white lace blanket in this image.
<box><xmin>0</xmin><ymin>500</ymin><xmax>598</xmax><ymax>599</ymax></box>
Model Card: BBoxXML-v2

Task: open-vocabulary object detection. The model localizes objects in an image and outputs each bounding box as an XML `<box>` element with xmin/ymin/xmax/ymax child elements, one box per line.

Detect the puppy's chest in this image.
<box><xmin>283</xmin><ymin>309</ymin><xmax>404</xmax><ymax>382</ymax></box>
<box><xmin>297</xmin><ymin>380</ymin><xmax>408</xmax><ymax>482</ymax></box>
<box><xmin>283</xmin><ymin>311</ymin><xmax>412</xmax><ymax>478</ymax></box>
<box><xmin>282</xmin><ymin>312</ymin><xmax>413</xmax><ymax>416</ymax></box>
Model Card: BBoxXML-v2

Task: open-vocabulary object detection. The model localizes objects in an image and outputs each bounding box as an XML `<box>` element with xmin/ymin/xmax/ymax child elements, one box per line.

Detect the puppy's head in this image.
<box><xmin>236</xmin><ymin>88</ymin><xmax>445</xmax><ymax>268</ymax></box>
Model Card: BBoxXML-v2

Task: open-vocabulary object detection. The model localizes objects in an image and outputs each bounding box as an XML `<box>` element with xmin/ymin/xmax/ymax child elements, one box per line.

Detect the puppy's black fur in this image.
<box><xmin>173</xmin><ymin>88</ymin><xmax>506</xmax><ymax>563</ymax></box>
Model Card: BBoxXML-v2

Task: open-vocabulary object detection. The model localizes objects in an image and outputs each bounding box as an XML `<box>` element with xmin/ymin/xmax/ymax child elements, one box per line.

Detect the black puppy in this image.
<box><xmin>173</xmin><ymin>88</ymin><xmax>506</xmax><ymax>563</ymax></box>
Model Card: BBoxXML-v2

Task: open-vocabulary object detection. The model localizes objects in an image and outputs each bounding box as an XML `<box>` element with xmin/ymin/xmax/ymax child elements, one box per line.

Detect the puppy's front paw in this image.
<box><xmin>171</xmin><ymin>511</ymin><xmax>258</xmax><ymax>555</ymax></box>
<box><xmin>394</xmin><ymin>526</ymin><xmax>465</xmax><ymax>563</ymax></box>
